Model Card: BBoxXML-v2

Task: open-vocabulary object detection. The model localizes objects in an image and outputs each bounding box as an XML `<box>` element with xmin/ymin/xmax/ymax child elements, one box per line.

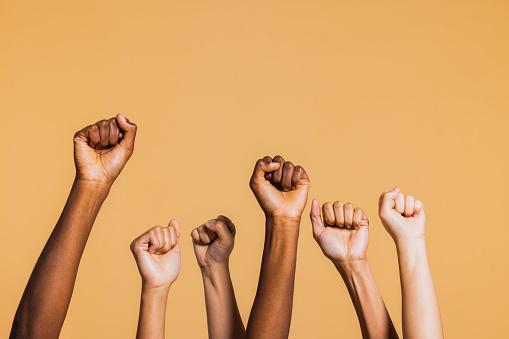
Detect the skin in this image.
<box><xmin>10</xmin><ymin>115</ymin><xmax>137</xmax><ymax>339</ymax></box>
<box><xmin>131</xmin><ymin>221</ymin><xmax>181</xmax><ymax>339</ymax></box>
<box><xmin>310</xmin><ymin>199</ymin><xmax>399</xmax><ymax>339</ymax></box>
<box><xmin>191</xmin><ymin>216</ymin><xmax>245</xmax><ymax>339</ymax></box>
<box><xmin>379</xmin><ymin>187</ymin><xmax>444</xmax><ymax>339</ymax></box>
<box><xmin>246</xmin><ymin>155</ymin><xmax>310</xmax><ymax>339</ymax></box>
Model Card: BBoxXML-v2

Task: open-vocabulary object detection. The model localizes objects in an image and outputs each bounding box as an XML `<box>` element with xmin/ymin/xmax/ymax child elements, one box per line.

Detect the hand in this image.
<box><xmin>310</xmin><ymin>199</ymin><xmax>369</xmax><ymax>264</ymax></box>
<box><xmin>73</xmin><ymin>114</ymin><xmax>137</xmax><ymax>186</ymax></box>
<box><xmin>131</xmin><ymin>221</ymin><xmax>181</xmax><ymax>289</ymax></box>
<box><xmin>191</xmin><ymin>215</ymin><xmax>236</xmax><ymax>270</ymax></box>
<box><xmin>249</xmin><ymin>155</ymin><xmax>310</xmax><ymax>221</ymax></box>
<box><xmin>378</xmin><ymin>187</ymin><xmax>425</xmax><ymax>244</ymax></box>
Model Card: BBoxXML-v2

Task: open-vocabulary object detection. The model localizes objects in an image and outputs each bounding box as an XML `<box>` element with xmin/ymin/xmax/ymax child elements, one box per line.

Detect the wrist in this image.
<box><xmin>395</xmin><ymin>238</ymin><xmax>427</xmax><ymax>263</ymax></box>
<box><xmin>200</xmin><ymin>262</ymin><xmax>230</xmax><ymax>279</ymax></box>
<box><xmin>395</xmin><ymin>237</ymin><xmax>426</xmax><ymax>252</ymax></box>
<box><xmin>141</xmin><ymin>283</ymin><xmax>171</xmax><ymax>296</ymax></box>
<box><xmin>73</xmin><ymin>177</ymin><xmax>112</xmax><ymax>194</ymax></box>
<box><xmin>265</xmin><ymin>215</ymin><xmax>301</xmax><ymax>234</ymax></box>
<box><xmin>266</xmin><ymin>212</ymin><xmax>302</xmax><ymax>223</ymax></box>
<box><xmin>334</xmin><ymin>258</ymin><xmax>370</xmax><ymax>276</ymax></box>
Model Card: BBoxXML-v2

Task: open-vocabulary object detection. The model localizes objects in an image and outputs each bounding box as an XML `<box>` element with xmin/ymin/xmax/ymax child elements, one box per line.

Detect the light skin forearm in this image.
<box><xmin>137</xmin><ymin>286</ymin><xmax>170</xmax><ymax>339</ymax></box>
<box><xmin>10</xmin><ymin>179</ymin><xmax>110</xmax><ymax>339</ymax></box>
<box><xmin>336</xmin><ymin>260</ymin><xmax>399</xmax><ymax>339</ymax></box>
<box><xmin>202</xmin><ymin>264</ymin><xmax>245</xmax><ymax>339</ymax></box>
<box><xmin>396</xmin><ymin>239</ymin><xmax>443</xmax><ymax>339</ymax></box>
<box><xmin>245</xmin><ymin>217</ymin><xmax>300</xmax><ymax>339</ymax></box>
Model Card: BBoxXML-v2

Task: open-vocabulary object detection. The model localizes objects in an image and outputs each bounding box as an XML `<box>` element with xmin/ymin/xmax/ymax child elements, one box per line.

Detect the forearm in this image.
<box><xmin>137</xmin><ymin>286</ymin><xmax>170</xmax><ymax>339</ymax></box>
<box><xmin>202</xmin><ymin>264</ymin><xmax>245</xmax><ymax>339</ymax></box>
<box><xmin>396</xmin><ymin>239</ymin><xmax>443</xmax><ymax>339</ymax></box>
<box><xmin>336</xmin><ymin>260</ymin><xmax>398</xmax><ymax>339</ymax></box>
<box><xmin>11</xmin><ymin>179</ymin><xmax>110</xmax><ymax>339</ymax></box>
<box><xmin>245</xmin><ymin>217</ymin><xmax>300</xmax><ymax>339</ymax></box>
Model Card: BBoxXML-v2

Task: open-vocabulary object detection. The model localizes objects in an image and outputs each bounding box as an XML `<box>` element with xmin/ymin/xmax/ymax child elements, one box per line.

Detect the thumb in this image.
<box><xmin>379</xmin><ymin>186</ymin><xmax>400</xmax><ymax>213</ymax></box>
<box><xmin>250</xmin><ymin>159</ymin><xmax>280</xmax><ymax>186</ymax></box>
<box><xmin>169</xmin><ymin>219</ymin><xmax>180</xmax><ymax>240</ymax></box>
<box><xmin>310</xmin><ymin>199</ymin><xmax>325</xmax><ymax>237</ymax></box>
<box><xmin>205</xmin><ymin>220</ymin><xmax>233</xmax><ymax>245</ymax></box>
<box><xmin>116</xmin><ymin>114</ymin><xmax>137</xmax><ymax>154</ymax></box>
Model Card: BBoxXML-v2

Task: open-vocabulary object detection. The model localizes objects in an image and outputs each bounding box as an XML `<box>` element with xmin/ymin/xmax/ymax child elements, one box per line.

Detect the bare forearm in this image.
<box><xmin>396</xmin><ymin>240</ymin><xmax>443</xmax><ymax>339</ymax></box>
<box><xmin>137</xmin><ymin>286</ymin><xmax>170</xmax><ymax>339</ymax></box>
<box><xmin>246</xmin><ymin>217</ymin><xmax>299</xmax><ymax>339</ymax></box>
<box><xmin>336</xmin><ymin>260</ymin><xmax>398</xmax><ymax>339</ymax></box>
<box><xmin>11</xmin><ymin>179</ymin><xmax>110</xmax><ymax>339</ymax></box>
<box><xmin>202</xmin><ymin>264</ymin><xmax>245</xmax><ymax>339</ymax></box>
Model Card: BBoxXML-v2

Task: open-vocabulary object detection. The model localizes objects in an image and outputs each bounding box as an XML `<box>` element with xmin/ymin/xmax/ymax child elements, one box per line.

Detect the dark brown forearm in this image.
<box><xmin>10</xmin><ymin>179</ymin><xmax>110</xmax><ymax>339</ymax></box>
<box><xmin>245</xmin><ymin>217</ymin><xmax>300</xmax><ymax>339</ymax></box>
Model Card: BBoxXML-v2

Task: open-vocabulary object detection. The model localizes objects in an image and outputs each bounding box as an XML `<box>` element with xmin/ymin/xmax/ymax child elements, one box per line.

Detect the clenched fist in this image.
<box><xmin>131</xmin><ymin>221</ymin><xmax>181</xmax><ymax>289</ymax></box>
<box><xmin>249</xmin><ymin>155</ymin><xmax>310</xmax><ymax>221</ymax></box>
<box><xmin>191</xmin><ymin>215</ymin><xmax>236</xmax><ymax>270</ymax></box>
<box><xmin>73</xmin><ymin>114</ymin><xmax>137</xmax><ymax>186</ymax></box>
<box><xmin>378</xmin><ymin>187</ymin><xmax>425</xmax><ymax>244</ymax></box>
<box><xmin>310</xmin><ymin>199</ymin><xmax>369</xmax><ymax>264</ymax></box>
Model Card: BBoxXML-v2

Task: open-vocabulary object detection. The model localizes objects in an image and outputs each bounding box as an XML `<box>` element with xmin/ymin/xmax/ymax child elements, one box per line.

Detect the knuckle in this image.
<box><xmin>283</xmin><ymin>161</ymin><xmax>294</xmax><ymax>169</ymax></box>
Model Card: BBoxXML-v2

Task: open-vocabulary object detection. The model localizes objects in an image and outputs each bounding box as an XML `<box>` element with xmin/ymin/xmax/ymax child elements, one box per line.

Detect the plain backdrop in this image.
<box><xmin>1</xmin><ymin>1</ymin><xmax>508</xmax><ymax>338</ymax></box>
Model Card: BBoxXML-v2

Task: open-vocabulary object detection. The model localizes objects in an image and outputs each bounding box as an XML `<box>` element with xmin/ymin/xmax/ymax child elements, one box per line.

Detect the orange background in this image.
<box><xmin>1</xmin><ymin>1</ymin><xmax>508</xmax><ymax>338</ymax></box>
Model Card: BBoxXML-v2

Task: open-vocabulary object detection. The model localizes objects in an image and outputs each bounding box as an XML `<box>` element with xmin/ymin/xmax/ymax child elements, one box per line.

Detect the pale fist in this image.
<box><xmin>73</xmin><ymin>114</ymin><xmax>137</xmax><ymax>186</ymax></box>
<box><xmin>310</xmin><ymin>199</ymin><xmax>369</xmax><ymax>264</ymax></box>
<box><xmin>131</xmin><ymin>221</ymin><xmax>181</xmax><ymax>289</ymax></box>
<box><xmin>191</xmin><ymin>215</ymin><xmax>236</xmax><ymax>270</ymax></box>
<box><xmin>378</xmin><ymin>187</ymin><xmax>425</xmax><ymax>244</ymax></box>
<box><xmin>249</xmin><ymin>155</ymin><xmax>310</xmax><ymax>221</ymax></box>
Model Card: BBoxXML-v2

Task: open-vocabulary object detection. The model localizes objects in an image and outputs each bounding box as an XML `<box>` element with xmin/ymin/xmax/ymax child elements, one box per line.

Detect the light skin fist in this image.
<box><xmin>378</xmin><ymin>187</ymin><xmax>425</xmax><ymax>244</ymax></box>
<box><xmin>73</xmin><ymin>114</ymin><xmax>137</xmax><ymax>186</ymax></box>
<box><xmin>191</xmin><ymin>215</ymin><xmax>236</xmax><ymax>270</ymax></box>
<box><xmin>130</xmin><ymin>221</ymin><xmax>181</xmax><ymax>289</ymax></box>
<box><xmin>249</xmin><ymin>155</ymin><xmax>310</xmax><ymax>221</ymax></box>
<box><xmin>310</xmin><ymin>199</ymin><xmax>370</xmax><ymax>264</ymax></box>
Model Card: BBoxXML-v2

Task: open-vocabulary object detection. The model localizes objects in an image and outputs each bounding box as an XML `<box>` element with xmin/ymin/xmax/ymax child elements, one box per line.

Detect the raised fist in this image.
<box><xmin>310</xmin><ymin>199</ymin><xmax>369</xmax><ymax>264</ymax></box>
<box><xmin>191</xmin><ymin>215</ymin><xmax>236</xmax><ymax>270</ymax></box>
<box><xmin>378</xmin><ymin>187</ymin><xmax>425</xmax><ymax>243</ymax></box>
<box><xmin>73</xmin><ymin>114</ymin><xmax>137</xmax><ymax>186</ymax></box>
<box><xmin>249</xmin><ymin>155</ymin><xmax>310</xmax><ymax>221</ymax></box>
<box><xmin>130</xmin><ymin>221</ymin><xmax>181</xmax><ymax>289</ymax></box>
